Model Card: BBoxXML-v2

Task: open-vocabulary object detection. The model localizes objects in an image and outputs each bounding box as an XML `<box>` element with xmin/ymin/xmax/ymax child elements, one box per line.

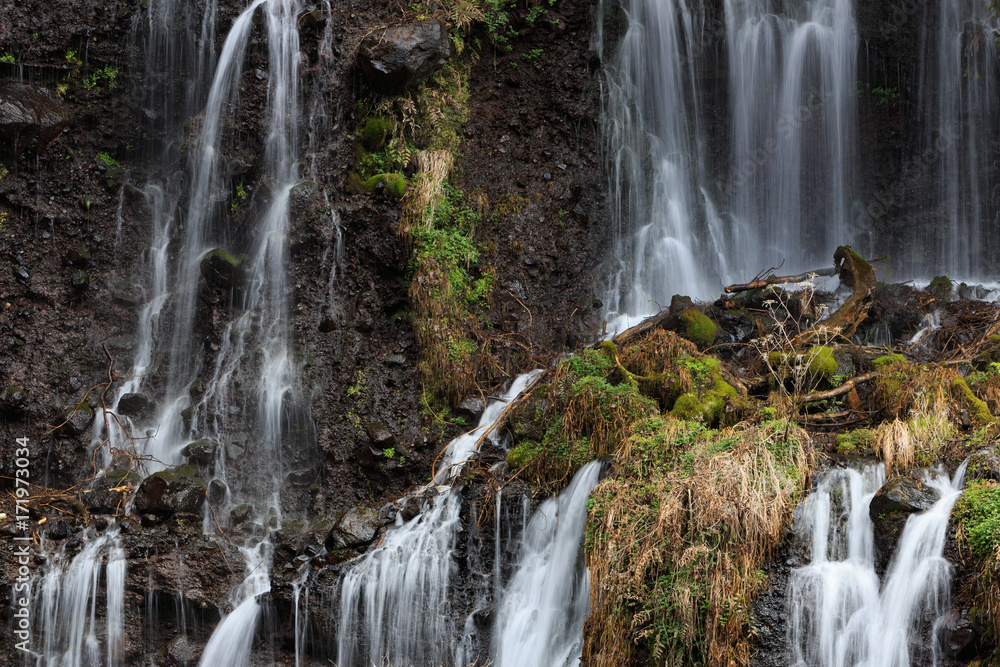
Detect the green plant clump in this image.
<box><xmin>955</xmin><ymin>479</ymin><xmax>1000</xmax><ymax>558</ymax></box>
<box><xmin>872</xmin><ymin>353</ymin><xmax>905</xmax><ymax>369</ymax></box>
<box><xmin>348</xmin><ymin>173</ymin><xmax>407</xmax><ymax>199</ymax></box>
<box><xmin>358</xmin><ymin>116</ymin><xmax>395</xmax><ymax>152</ymax></box>
<box><xmin>835</xmin><ymin>428</ymin><xmax>873</xmax><ymax>456</ymax></box>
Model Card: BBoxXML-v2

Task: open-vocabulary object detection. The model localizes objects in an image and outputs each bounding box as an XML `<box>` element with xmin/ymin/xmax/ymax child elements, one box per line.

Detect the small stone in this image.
<box><xmin>543</xmin><ymin>173</ymin><xmax>552</xmax><ymax>181</ymax></box>
<box><xmin>366</xmin><ymin>422</ymin><xmax>397</xmax><ymax>448</ymax></box>
<box><xmin>457</xmin><ymin>396</ymin><xmax>485</xmax><ymax>421</ymax></box>
<box><xmin>230</xmin><ymin>503</ymin><xmax>252</xmax><ymax>526</ymax></box>
<box><xmin>383</xmin><ymin>354</ymin><xmax>406</xmax><ymax>366</ymax></box>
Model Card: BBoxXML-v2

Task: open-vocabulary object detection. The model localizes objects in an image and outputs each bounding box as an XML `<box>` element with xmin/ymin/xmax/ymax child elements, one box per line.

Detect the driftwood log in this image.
<box><xmin>795</xmin><ymin>247</ymin><xmax>877</xmax><ymax>345</ymax></box>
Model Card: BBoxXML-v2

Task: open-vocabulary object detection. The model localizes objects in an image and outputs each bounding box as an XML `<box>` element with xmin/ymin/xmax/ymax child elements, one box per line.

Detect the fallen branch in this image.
<box><xmin>796</xmin><ymin>247</ymin><xmax>877</xmax><ymax>345</ymax></box>
<box><xmin>725</xmin><ymin>267</ymin><xmax>839</xmax><ymax>293</ymax></box>
<box><xmin>612</xmin><ymin>310</ymin><xmax>673</xmax><ymax>348</ymax></box>
<box><xmin>800</xmin><ymin>371</ymin><xmax>879</xmax><ymax>404</ymax></box>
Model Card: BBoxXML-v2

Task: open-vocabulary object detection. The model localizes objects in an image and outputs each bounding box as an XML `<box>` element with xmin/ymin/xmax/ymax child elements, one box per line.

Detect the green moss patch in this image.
<box><xmin>679</xmin><ymin>308</ymin><xmax>717</xmax><ymax>349</ymax></box>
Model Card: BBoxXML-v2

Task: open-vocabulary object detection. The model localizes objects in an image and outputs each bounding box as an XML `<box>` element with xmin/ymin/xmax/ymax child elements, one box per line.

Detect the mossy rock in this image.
<box><xmin>346</xmin><ymin>172</ymin><xmax>407</xmax><ymax>199</ymax></box>
<box><xmin>358</xmin><ymin>116</ymin><xmax>395</xmax><ymax>152</ymax></box>
<box><xmin>872</xmin><ymin>353</ymin><xmax>905</xmax><ymax>370</ymax></box>
<box><xmin>200</xmin><ymin>248</ymin><xmax>244</xmax><ymax>289</ymax></box>
<box><xmin>678</xmin><ymin>308</ymin><xmax>717</xmax><ymax>349</ymax></box>
<box><xmin>670</xmin><ymin>355</ymin><xmax>739</xmax><ymax>426</ymax></box>
<box><xmin>928</xmin><ymin>275</ymin><xmax>953</xmax><ymax>293</ymax></box>
<box><xmin>768</xmin><ymin>346</ymin><xmax>838</xmax><ymax>383</ymax></box>
<box><xmin>835</xmin><ymin>428</ymin><xmax>874</xmax><ymax>456</ymax></box>
<box><xmin>134</xmin><ymin>465</ymin><xmax>207</xmax><ymax>515</ymax></box>
<box><xmin>952</xmin><ymin>376</ymin><xmax>994</xmax><ymax>426</ymax></box>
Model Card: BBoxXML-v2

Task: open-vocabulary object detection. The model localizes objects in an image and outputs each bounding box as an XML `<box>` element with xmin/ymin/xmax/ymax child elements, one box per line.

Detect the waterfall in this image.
<box><xmin>600</xmin><ymin>0</ymin><xmax>724</xmax><ymax>330</ymax></box>
<box><xmin>33</xmin><ymin>529</ymin><xmax>126</xmax><ymax>667</ymax></box>
<box><xmin>335</xmin><ymin>371</ymin><xmax>543</xmax><ymax>667</ymax></box>
<box><xmin>493</xmin><ymin>461</ymin><xmax>604</xmax><ymax>667</ymax></box>
<box><xmin>913</xmin><ymin>0</ymin><xmax>999</xmax><ymax>282</ymax></box>
<box><xmin>725</xmin><ymin>0</ymin><xmax>857</xmax><ymax>274</ymax></box>
<box><xmin>787</xmin><ymin>462</ymin><xmax>967</xmax><ymax>666</ymax></box>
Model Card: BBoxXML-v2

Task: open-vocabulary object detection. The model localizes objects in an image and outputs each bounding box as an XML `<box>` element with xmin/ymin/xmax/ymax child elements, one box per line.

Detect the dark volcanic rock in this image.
<box><xmin>58</xmin><ymin>403</ymin><xmax>94</xmax><ymax>436</ymax></box>
<box><xmin>181</xmin><ymin>438</ymin><xmax>219</xmax><ymax>465</ymax></box>
<box><xmin>869</xmin><ymin>474</ymin><xmax>940</xmax><ymax>574</ymax></box>
<box><xmin>0</xmin><ymin>84</ymin><xmax>70</xmax><ymax>157</ymax></box>
<box><xmin>0</xmin><ymin>386</ymin><xmax>26</xmax><ymax>415</ymax></box>
<box><xmin>134</xmin><ymin>465</ymin><xmax>207</xmax><ymax>515</ymax></box>
<box><xmin>358</xmin><ymin>20</ymin><xmax>453</xmax><ymax>93</ymax></box>
<box><xmin>199</xmin><ymin>248</ymin><xmax>242</xmax><ymax>290</ymax></box>
<box><xmin>936</xmin><ymin>609</ymin><xmax>978</xmax><ymax>658</ymax></box>
<box><xmin>457</xmin><ymin>396</ymin><xmax>485</xmax><ymax>421</ymax></box>
<box><xmin>116</xmin><ymin>392</ymin><xmax>151</xmax><ymax>417</ymax></box>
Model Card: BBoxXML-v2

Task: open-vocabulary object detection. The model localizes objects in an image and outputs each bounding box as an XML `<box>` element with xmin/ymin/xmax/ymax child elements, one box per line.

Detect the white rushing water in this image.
<box><xmin>788</xmin><ymin>462</ymin><xmax>967</xmax><ymax>667</ymax></box>
<box><xmin>335</xmin><ymin>371</ymin><xmax>543</xmax><ymax>667</ymax></box>
<box><xmin>599</xmin><ymin>0</ymin><xmax>858</xmax><ymax>332</ymax></box>
<box><xmin>600</xmin><ymin>0</ymin><xmax>724</xmax><ymax>330</ymax></box>
<box><xmin>915</xmin><ymin>0</ymin><xmax>999</xmax><ymax>282</ymax></box>
<box><xmin>725</xmin><ymin>0</ymin><xmax>857</xmax><ymax>274</ymax></box>
<box><xmin>493</xmin><ymin>460</ymin><xmax>603</xmax><ymax>667</ymax></box>
<box><xmin>33</xmin><ymin>529</ymin><xmax>126</xmax><ymax>667</ymax></box>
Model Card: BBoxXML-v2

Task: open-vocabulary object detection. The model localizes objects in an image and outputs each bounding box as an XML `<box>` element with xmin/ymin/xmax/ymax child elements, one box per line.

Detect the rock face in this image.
<box><xmin>869</xmin><ymin>474</ymin><xmax>940</xmax><ymax>574</ymax></box>
<box><xmin>966</xmin><ymin>447</ymin><xmax>1000</xmax><ymax>483</ymax></box>
<box><xmin>0</xmin><ymin>84</ymin><xmax>70</xmax><ymax>157</ymax></box>
<box><xmin>358</xmin><ymin>20</ymin><xmax>453</xmax><ymax>93</ymax></box>
<box><xmin>134</xmin><ymin>465</ymin><xmax>207</xmax><ymax>515</ymax></box>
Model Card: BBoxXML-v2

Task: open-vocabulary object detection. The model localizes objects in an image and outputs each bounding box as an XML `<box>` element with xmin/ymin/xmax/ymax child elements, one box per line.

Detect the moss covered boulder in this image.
<box><xmin>134</xmin><ymin>465</ymin><xmax>207</xmax><ymax>515</ymax></box>
<box><xmin>669</xmin><ymin>356</ymin><xmax>740</xmax><ymax>426</ymax></box>
<box><xmin>678</xmin><ymin>308</ymin><xmax>717</xmax><ymax>349</ymax></box>
<box><xmin>199</xmin><ymin>248</ymin><xmax>243</xmax><ymax>290</ymax></box>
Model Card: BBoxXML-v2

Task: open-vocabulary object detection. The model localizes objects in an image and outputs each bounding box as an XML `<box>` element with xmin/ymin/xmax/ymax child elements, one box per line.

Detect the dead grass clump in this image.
<box><xmin>873</xmin><ymin>418</ymin><xmax>914</xmax><ymax>473</ymax></box>
<box><xmin>618</xmin><ymin>329</ymin><xmax>698</xmax><ymax>377</ymax></box>
<box><xmin>585</xmin><ymin>420</ymin><xmax>812</xmax><ymax>667</ymax></box>
<box><xmin>400</xmin><ymin>150</ymin><xmax>453</xmax><ymax>238</ymax></box>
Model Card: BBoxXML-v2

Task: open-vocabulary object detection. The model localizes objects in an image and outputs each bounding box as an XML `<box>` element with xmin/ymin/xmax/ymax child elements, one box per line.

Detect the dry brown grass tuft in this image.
<box><xmin>585</xmin><ymin>420</ymin><xmax>812</xmax><ymax>667</ymax></box>
<box><xmin>400</xmin><ymin>150</ymin><xmax>453</xmax><ymax>239</ymax></box>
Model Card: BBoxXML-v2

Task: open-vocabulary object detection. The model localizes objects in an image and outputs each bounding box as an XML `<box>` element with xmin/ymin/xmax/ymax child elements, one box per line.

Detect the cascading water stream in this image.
<box><xmin>787</xmin><ymin>461</ymin><xmax>968</xmax><ymax>667</ymax></box>
<box><xmin>335</xmin><ymin>370</ymin><xmax>542</xmax><ymax>667</ymax></box>
<box><xmin>725</xmin><ymin>0</ymin><xmax>857</xmax><ymax>273</ymax></box>
<box><xmin>492</xmin><ymin>460</ymin><xmax>603</xmax><ymax>667</ymax></box>
<box><xmin>599</xmin><ymin>0</ymin><xmax>725</xmax><ymax>331</ymax></box>
<box><xmin>913</xmin><ymin>0</ymin><xmax>999</xmax><ymax>281</ymax></box>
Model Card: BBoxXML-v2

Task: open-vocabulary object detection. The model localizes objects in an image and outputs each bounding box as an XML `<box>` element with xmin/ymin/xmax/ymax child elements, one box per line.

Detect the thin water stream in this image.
<box><xmin>788</xmin><ymin>462</ymin><xmax>968</xmax><ymax>667</ymax></box>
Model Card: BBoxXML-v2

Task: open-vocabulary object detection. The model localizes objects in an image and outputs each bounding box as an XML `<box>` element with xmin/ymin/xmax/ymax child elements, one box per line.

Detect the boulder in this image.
<box><xmin>117</xmin><ymin>392</ymin><xmax>151</xmax><ymax>417</ymax></box>
<box><xmin>358</xmin><ymin>20</ymin><xmax>454</xmax><ymax>93</ymax></box>
<box><xmin>229</xmin><ymin>503</ymin><xmax>252</xmax><ymax>526</ymax></box>
<box><xmin>134</xmin><ymin>465</ymin><xmax>207</xmax><ymax>515</ymax></box>
<box><xmin>936</xmin><ymin>609</ymin><xmax>977</xmax><ymax>658</ymax></box>
<box><xmin>166</xmin><ymin>634</ymin><xmax>197</xmax><ymax>666</ymax></box>
<box><xmin>869</xmin><ymin>474</ymin><xmax>940</xmax><ymax>575</ymax></box>
<box><xmin>58</xmin><ymin>403</ymin><xmax>94</xmax><ymax>436</ymax></box>
<box><xmin>328</xmin><ymin>504</ymin><xmax>384</xmax><ymax>548</ymax></box>
<box><xmin>199</xmin><ymin>248</ymin><xmax>242</xmax><ymax>290</ymax></box>
<box><xmin>457</xmin><ymin>396</ymin><xmax>485</xmax><ymax>422</ymax></box>
<box><xmin>181</xmin><ymin>438</ymin><xmax>219</xmax><ymax>465</ymax></box>
<box><xmin>366</xmin><ymin>422</ymin><xmax>397</xmax><ymax>448</ymax></box>
<box><xmin>85</xmin><ymin>468</ymin><xmax>141</xmax><ymax>514</ymax></box>
<box><xmin>0</xmin><ymin>84</ymin><xmax>70</xmax><ymax>157</ymax></box>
